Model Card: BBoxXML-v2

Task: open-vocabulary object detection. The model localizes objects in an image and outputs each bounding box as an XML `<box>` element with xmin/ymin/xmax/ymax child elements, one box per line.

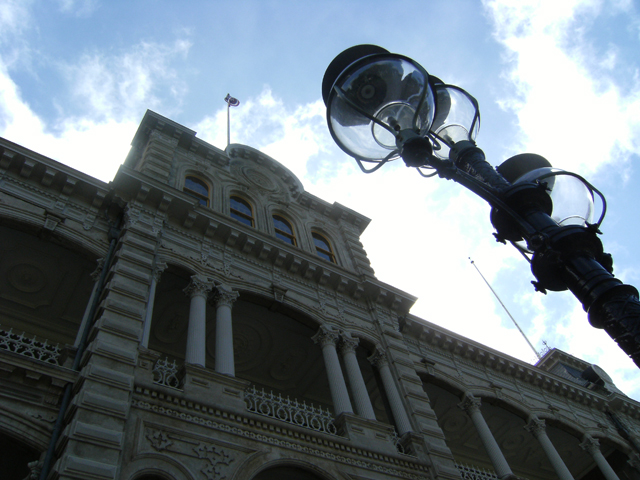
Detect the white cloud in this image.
<box><xmin>56</xmin><ymin>0</ymin><xmax>98</xmax><ymax>17</ymax></box>
<box><xmin>59</xmin><ymin>39</ymin><xmax>192</xmax><ymax>122</ymax></box>
<box><xmin>482</xmin><ymin>0</ymin><xmax>640</xmax><ymax>399</ymax></box>
<box><xmin>483</xmin><ymin>0</ymin><xmax>640</xmax><ymax>178</ymax></box>
<box><xmin>0</xmin><ymin>31</ymin><xmax>192</xmax><ymax>180</ymax></box>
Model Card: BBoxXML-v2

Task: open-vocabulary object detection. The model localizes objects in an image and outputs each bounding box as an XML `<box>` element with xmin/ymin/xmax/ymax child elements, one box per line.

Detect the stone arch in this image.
<box><xmin>0</xmin><ymin>221</ymin><xmax>99</xmax><ymax>347</ymax></box>
<box><xmin>307</xmin><ymin>226</ymin><xmax>341</xmax><ymax>265</ymax></box>
<box><xmin>147</xmin><ymin>262</ymin><xmax>199</xmax><ymax>362</ymax></box>
<box><xmin>123</xmin><ymin>453</ymin><xmax>196</xmax><ymax>480</ymax></box>
<box><xmin>224</xmin><ymin>290</ymin><xmax>333</xmax><ymax>412</ymax></box>
<box><xmin>0</xmin><ymin>429</ymin><xmax>42</xmax><ymax>480</ymax></box>
<box><xmin>227</xmin><ymin>187</ymin><xmax>261</xmax><ymax>229</ymax></box>
<box><xmin>241</xmin><ymin>456</ymin><xmax>338</xmax><ymax>480</ymax></box>
<box><xmin>342</xmin><ymin>331</ymin><xmax>391</xmax><ymax>425</ymax></box>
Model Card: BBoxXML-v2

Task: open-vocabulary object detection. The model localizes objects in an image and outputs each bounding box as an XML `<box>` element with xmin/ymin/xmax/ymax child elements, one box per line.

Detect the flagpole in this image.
<box><xmin>469</xmin><ymin>257</ymin><xmax>541</xmax><ymax>360</ymax></box>
<box><xmin>224</xmin><ymin>94</ymin><xmax>240</xmax><ymax>148</ymax></box>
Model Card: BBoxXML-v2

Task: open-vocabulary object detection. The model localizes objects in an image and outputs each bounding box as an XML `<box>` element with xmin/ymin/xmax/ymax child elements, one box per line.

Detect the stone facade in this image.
<box><xmin>0</xmin><ymin>110</ymin><xmax>639</xmax><ymax>480</ymax></box>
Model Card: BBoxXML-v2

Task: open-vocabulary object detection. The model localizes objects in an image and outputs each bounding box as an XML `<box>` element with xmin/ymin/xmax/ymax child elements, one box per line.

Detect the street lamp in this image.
<box><xmin>322</xmin><ymin>45</ymin><xmax>640</xmax><ymax>367</ymax></box>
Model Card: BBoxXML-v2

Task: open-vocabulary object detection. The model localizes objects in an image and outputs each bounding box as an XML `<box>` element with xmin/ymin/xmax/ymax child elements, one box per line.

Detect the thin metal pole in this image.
<box><xmin>227</xmin><ymin>102</ymin><xmax>230</xmax><ymax>147</ymax></box>
<box><xmin>470</xmin><ymin>257</ymin><xmax>540</xmax><ymax>360</ymax></box>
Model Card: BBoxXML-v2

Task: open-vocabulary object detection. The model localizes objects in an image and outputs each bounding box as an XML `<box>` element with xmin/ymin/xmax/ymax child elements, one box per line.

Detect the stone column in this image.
<box><xmin>580</xmin><ymin>436</ymin><xmax>620</xmax><ymax>480</ymax></box>
<box><xmin>74</xmin><ymin>258</ymin><xmax>105</xmax><ymax>347</ymax></box>
<box><xmin>183</xmin><ymin>275</ymin><xmax>212</xmax><ymax>367</ymax></box>
<box><xmin>368</xmin><ymin>347</ymin><xmax>412</xmax><ymax>435</ymax></box>
<box><xmin>339</xmin><ymin>333</ymin><xmax>376</xmax><ymax>420</ymax></box>
<box><xmin>312</xmin><ymin>325</ymin><xmax>353</xmax><ymax>416</ymax></box>
<box><xmin>140</xmin><ymin>261</ymin><xmax>167</xmax><ymax>348</ymax></box>
<box><xmin>213</xmin><ymin>284</ymin><xmax>239</xmax><ymax>376</ymax></box>
<box><xmin>459</xmin><ymin>393</ymin><xmax>514</xmax><ymax>480</ymax></box>
<box><xmin>525</xmin><ymin>417</ymin><xmax>574</xmax><ymax>480</ymax></box>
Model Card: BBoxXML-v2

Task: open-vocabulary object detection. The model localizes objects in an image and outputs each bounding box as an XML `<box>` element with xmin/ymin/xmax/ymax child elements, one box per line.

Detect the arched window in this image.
<box><xmin>230</xmin><ymin>196</ymin><xmax>254</xmax><ymax>227</ymax></box>
<box><xmin>312</xmin><ymin>232</ymin><xmax>335</xmax><ymax>263</ymax></box>
<box><xmin>183</xmin><ymin>176</ymin><xmax>209</xmax><ymax>206</ymax></box>
<box><xmin>273</xmin><ymin>215</ymin><xmax>296</xmax><ymax>245</ymax></box>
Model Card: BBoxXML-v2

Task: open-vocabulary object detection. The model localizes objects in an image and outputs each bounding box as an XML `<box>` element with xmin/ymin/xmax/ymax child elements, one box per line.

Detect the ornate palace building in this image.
<box><xmin>1</xmin><ymin>111</ymin><xmax>639</xmax><ymax>480</ymax></box>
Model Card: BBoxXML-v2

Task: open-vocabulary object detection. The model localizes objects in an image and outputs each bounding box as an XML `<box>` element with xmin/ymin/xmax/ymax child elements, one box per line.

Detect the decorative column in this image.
<box><xmin>213</xmin><ymin>284</ymin><xmax>239</xmax><ymax>376</ymax></box>
<box><xmin>183</xmin><ymin>275</ymin><xmax>213</xmax><ymax>367</ymax></box>
<box><xmin>339</xmin><ymin>333</ymin><xmax>376</xmax><ymax>420</ymax></box>
<box><xmin>580</xmin><ymin>436</ymin><xmax>620</xmax><ymax>480</ymax></box>
<box><xmin>74</xmin><ymin>258</ymin><xmax>105</xmax><ymax>347</ymax></box>
<box><xmin>459</xmin><ymin>393</ymin><xmax>514</xmax><ymax>479</ymax></box>
<box><xmin>368</xmin><ymin>346</ymin><xmax>412</xmax><ymax>435</ymax></box>
<box><xmin>312</xmin><ymin>325</ymin><xmax>353</xmax><ymax>416</ymax></box>
<box><xmin>140</xmin><ymin>261</ymin><xmax>167</xmax><ymax>348</ymax></box>
<box><xmin>525</xmin><ymin>417</ymin><xmax>574</xmax><ymax>480</ymax></box>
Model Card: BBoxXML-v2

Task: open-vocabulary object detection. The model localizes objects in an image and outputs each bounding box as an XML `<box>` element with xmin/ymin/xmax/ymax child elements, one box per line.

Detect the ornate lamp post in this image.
<box><xmin>322</xmin><ymin>45</ymin><xmax>640</xmax><ymax>367</ymax></box>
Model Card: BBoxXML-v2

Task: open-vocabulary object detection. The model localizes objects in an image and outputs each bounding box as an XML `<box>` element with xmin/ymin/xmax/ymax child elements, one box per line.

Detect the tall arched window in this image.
<box><xmin>312</xmin><ymin>232</ymin><xmax>336</xmax><ymax>263</ymax></box>
<box><xmin>230</xmin><ymin>196</ymin><xmax>254</xmax><ymax>227</ymax></box>
<box><xmin>273</xmin><ymin>215</ymin><xmax>296</xmax><ymax>245</ymax></box>
<box><xmin>183</xmin><ymin>176</ymin><xmax>210</xmax><ymax>206</ymax></box>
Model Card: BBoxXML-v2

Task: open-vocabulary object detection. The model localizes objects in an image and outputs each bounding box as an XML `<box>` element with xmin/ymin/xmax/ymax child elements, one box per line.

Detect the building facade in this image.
<box><xmin>0</xmin><ymin>110</ymin><xmax>639</xmax><ymax>480</ymax></box>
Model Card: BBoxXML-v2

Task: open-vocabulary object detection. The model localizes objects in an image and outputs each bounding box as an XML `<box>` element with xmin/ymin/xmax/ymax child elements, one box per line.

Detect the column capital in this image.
<box><xmin>580</xmin><ymin>435</ymin><xmax>601</xmax><ymax>455</ymax></box>
<box><xmin>458</xmin><ymin>393</ymin><xmax>482</xmax><ymax>416</ymax></box>
<box><xmin>213</xmin><ymin>284</ymin><xmax>239</xmax><ymax>307</ymax></box>
<box><xmin>312</xmin><ymin>324</ymin><xmax>340</xmax><ymax>348</ymax></box>
<box><xmin>628</xmin><ymin>453</ymin><xmax>640</xmax><ymax>470</ymax></box>
<box><xmin>368</xmin><ymin>346</ymin><xmax>389</xmax><ymax>369</ymax></box>
<box><xmin>339</xmin><ymin>333</ymin><xmax>359</xmax><ymax>355</ymax></box>
<box><xmin>183</xmin><ymin>275</ymin><xmax>213</xmax><ymax>299</ymax></box>
<box><xmin>525</xmin><ymin>417</ymin><xmax>546</xmax><ymax>438</ymax></box>
<box><xmin>152</xmin><ymin>261</ymin><xmax>168</xmax><ymax>282</ymax></box>
<box><xmin>90</xmin><ymin>257</ymin><xmax>106</xmax><ymax>282</ymax></box>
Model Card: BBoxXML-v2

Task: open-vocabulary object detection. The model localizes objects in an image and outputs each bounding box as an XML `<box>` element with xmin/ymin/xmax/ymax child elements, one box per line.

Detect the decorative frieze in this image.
<box><xmin>133</xmin><ymin>395</ymin><xmax>430</xmax><ymax>480</ymax></box>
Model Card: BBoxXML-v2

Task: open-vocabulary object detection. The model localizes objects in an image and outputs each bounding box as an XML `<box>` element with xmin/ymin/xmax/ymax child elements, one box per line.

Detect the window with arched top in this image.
<box><xmin>273</xmin><ymin>215</ymin><xmax>296</xmax><ymax>245</ymax></box>
<box><xmin>312</xmin><ymin>232</ymin><xmax>336</xmax><ymax>263</ymax></box>
<box><xmin>183</xmin><ymin>175</ymin><xmax>210</xmax><ymax>206</ymax></box>
<box><xmin>230</xmin><ymin>195</ymin><xmax>254</xmax><ymax>227</ymax></box>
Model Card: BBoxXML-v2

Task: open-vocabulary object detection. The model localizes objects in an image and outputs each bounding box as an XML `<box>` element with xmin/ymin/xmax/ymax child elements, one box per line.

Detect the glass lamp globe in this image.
<box><xmin>323</xmin><ymin>45</ymin><xmax>436</xmax><ymax>162</ymax></box>
<box><xmin>430</xmin><ymin>83</ymin><xmax>480</xmax><ymax>160</ymax></box>
<box><xmin>514</xmin><ymin>167</ymin><xmax>595</xmax><ymax>226</ymax></box>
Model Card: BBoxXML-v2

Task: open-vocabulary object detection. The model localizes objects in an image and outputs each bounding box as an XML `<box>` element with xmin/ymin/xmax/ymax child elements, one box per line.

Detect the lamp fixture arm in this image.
<box><xmin>398</xmin><ymin>140</ymin><xmax>640</xmax><ymax>367</ymax></box>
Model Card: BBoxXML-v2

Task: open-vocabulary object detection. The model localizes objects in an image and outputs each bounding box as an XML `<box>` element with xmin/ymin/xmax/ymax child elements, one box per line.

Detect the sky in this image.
<box><xmin>1</xmin><ymin>0</ymin><xmax>640</xmax><ymax>400</ymax></box>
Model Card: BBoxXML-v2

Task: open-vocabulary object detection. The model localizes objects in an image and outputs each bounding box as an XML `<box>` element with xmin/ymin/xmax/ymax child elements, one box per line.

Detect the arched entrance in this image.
<box><xmin>253</xmin><ymin>465</ymin><xmax>328</xmax><ymax>480</ymax></box>
<box><xmin>0</xmin><ymin>432</ymin><xmax>40</xmax><ymax>480</ymax></box>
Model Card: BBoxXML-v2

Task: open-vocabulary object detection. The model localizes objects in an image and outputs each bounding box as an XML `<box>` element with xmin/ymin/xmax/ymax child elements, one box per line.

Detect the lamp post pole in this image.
<box><xmin>322</xmin><ymin>45</ymin><xmax>640</xmax><ymax>368</ymax></box>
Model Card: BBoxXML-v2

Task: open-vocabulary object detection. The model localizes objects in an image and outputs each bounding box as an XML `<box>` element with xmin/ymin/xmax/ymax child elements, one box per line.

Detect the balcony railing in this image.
<box><xmin>152</xmin><ymin>357</ymin><xmax>182</xmax><ymax>390</ymax></box>
<box><xmin>244</xmin><ymin>385</ymin><xmax>337</xmax><ymax>435</ymax></box>
<box><xmin>0</xmin><ymin>326</ymin><xmax>61</xmax><ymax>366</ymax></box>
<box><xmin>455</xmin><ymin>463</ymin><xmax>499</xmax><ymax>480</ymax></box>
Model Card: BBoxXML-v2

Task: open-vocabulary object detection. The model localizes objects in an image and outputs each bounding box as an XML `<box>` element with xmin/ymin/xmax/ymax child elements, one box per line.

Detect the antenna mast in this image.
<box><xmin>469</xmin><ymin>257</ymin><xmax>541</xmax><ymax>360</ymax></box>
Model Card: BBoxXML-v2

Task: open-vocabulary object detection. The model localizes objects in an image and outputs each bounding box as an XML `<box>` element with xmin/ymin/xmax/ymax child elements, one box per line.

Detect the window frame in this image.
<box><xmin>312</xmin><ymin>232</ymin><xmax>336</xmax><ymax>263</ymax></box>
<box><xmin>183</xmin><ymin>175</ymin><xmax>210</xmax><ymax>207</ymax></box>
<box><xmin>272</xmin><ymin>214</ymin><xmax>297</xmax><ymax>246</ymax></box>
<box><xmin>230</xmin><ymin>195</ymin><xmax>255</xmax><ymax>227</ymax></box>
